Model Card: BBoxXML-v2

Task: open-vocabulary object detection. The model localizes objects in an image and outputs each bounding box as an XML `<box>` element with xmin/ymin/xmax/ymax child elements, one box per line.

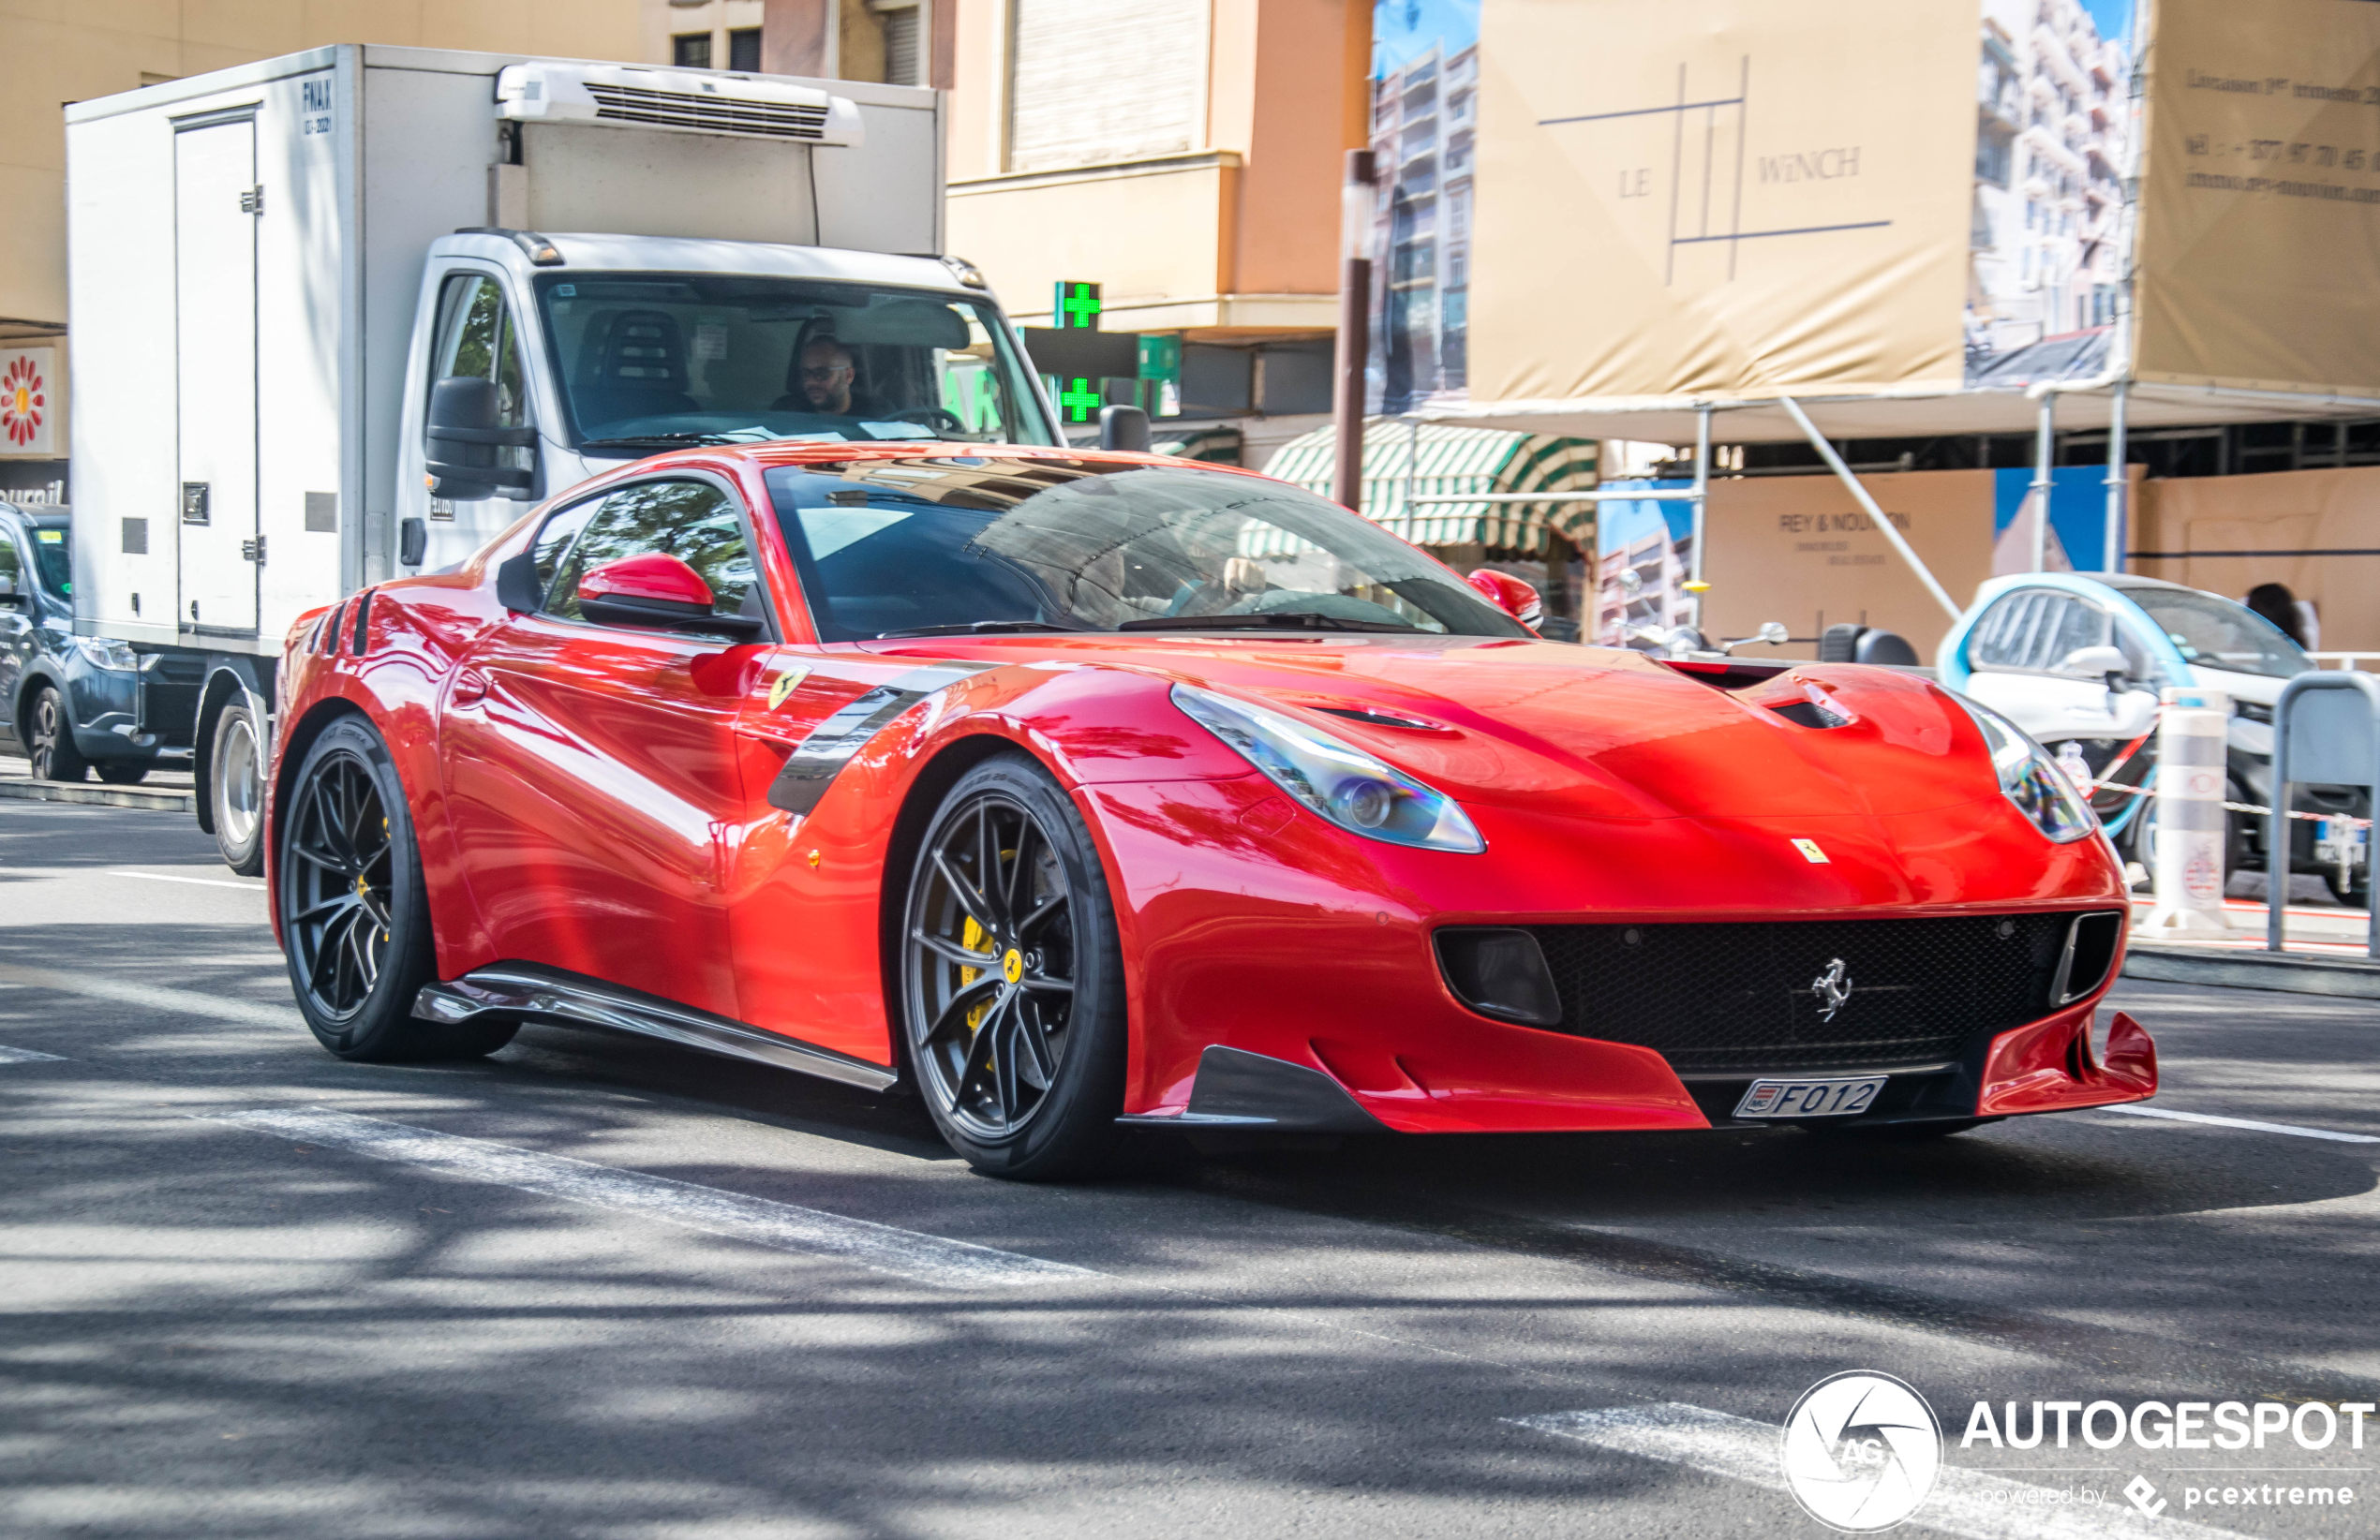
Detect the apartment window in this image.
<box><xmin>879</xmin><ymin>3</ymin><xmax>921</xmax><ymax>85</ymax></box>
<box><xmin>673</xmin><ymin>32</ymin><xmax>713</xmax><ymax>68</ymax></box>
<box><xmin>728</xmin><ymin>27</ymin><xmax>762</xmax><ymax>72</ymax></box>
<box><xmin>1008</xmin><ymin>0</ymin><xmax>1202</xmax><ymax>172</ymax></box>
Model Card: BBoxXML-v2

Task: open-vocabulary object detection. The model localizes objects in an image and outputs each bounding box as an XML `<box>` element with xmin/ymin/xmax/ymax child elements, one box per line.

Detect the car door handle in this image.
<box><xmin>453</xmin><ymin>667</ymin><xmax>489</xmax><ymax>707</ymax></box>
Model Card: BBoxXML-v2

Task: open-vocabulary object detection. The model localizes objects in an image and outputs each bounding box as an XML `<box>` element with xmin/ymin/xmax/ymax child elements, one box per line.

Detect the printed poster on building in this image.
<box><xmin>0</xmin><ymin>347</ymin><xmax>54</xmax><ymax>455</ymax></box>
<box><xmin>1452</xmin><ymin>0</ymin><xmax>2133</xmax><ymax>415</ymax></box>
<box><xmin>2133</xmin><ymin>0</ymin><xmax>2380</xmax><ymax>396</ymax></box>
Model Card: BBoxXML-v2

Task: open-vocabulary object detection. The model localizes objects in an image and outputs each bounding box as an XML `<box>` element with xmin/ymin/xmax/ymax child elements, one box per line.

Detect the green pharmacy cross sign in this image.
<box><xmin>1058</xmin><ymin>377</ymin><xmax>1103</xmax><ymax>423</ymax></box>
<box><xmin>1056</xmin><ymin>281</ymin><xmax>1102</xmax><ymax>331</ymax></box>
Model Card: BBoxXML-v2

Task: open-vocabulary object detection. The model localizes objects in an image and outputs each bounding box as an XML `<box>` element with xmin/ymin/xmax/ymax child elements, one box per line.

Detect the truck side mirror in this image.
<box><xmin>0</xmin><ymin>575</ymin><xmax>19</xmax><ymax>606</ymax></box>
<box><xmin>1098</xmin><ymin>406</ymin><xmax>1150</xmax><ymax>453</ymax></box>
<box><xmin>426</xmin><ymin>377</ymin><xmax>538</xmax><ymax>501</ymax></box>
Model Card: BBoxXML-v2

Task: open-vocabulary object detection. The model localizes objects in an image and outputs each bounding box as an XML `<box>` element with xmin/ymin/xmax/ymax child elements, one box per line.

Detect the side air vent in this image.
<box><xmin>497</xmin><ymin>64</ymin><xmax>863</xmax><ymax>147</ymax></box>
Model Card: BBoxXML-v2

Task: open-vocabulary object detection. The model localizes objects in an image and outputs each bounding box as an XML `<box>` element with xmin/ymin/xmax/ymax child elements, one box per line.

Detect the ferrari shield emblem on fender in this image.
<box><xmin>1791</xmin><ymin>838</ymin><xmax>1829</xmax><ymax>864</ymax></box>
<box><xmin>766</xmin><ymin>665</ymin><xmax>811</xmax><ymax>710</ymax></box>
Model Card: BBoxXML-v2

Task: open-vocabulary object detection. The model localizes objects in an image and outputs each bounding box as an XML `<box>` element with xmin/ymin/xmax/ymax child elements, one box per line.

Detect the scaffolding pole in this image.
<box><xmin>2030</xmin><ymin>392</ymin><xmax>2056</xmax><ymax>572</ymax></box>
<box><xmin>1778</xmin><ymin>395</ymin><xmax>1962</xmax><ymax>621</ymax></box>
<box><xmin>1688</xmin><ymin>405</ymin><xmax>1712</xmax><ymax>630</ymax></box>
<box><xmin>2104</xmin><ymin>379</ymin><xmax>2129</xmax><ymax>574</ymax></box>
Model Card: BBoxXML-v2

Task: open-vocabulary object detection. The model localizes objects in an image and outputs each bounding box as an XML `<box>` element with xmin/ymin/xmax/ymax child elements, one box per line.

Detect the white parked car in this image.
<box><xmin>1939</xmin><ymin>573</ymin><xmax>2367</xmax><ymax>902</ymax></box>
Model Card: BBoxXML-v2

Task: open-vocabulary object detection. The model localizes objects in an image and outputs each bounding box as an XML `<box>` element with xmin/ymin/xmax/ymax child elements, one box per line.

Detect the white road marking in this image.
<box><xmin>1511</xmin><ymin>1402</ymin><xmax>2248</xmax><ymax>1540</ymax></box>
<box><xmin>0</xmin><ymin>961</ymin><xmax>305</xmax><ymax>1030</ymax></box>
<box><xmin>0</xmin><ymin>1044</ymin><xmax>66</xmax><ymax>1063</ymax></box>
<box><xmin>2104</xmin><ymin>1104</ymin><xmax>2380</xmax><ymax>1145</ymax></box>
<box><xmin>207</xmin><ymin>1106</ymin><xmax>1097</xmax><ymax>1291</ymax></box>
<box><xmin>108</xmin><ymin>868</ymin><xmax>266</xmax><ymax>891</ymax></box>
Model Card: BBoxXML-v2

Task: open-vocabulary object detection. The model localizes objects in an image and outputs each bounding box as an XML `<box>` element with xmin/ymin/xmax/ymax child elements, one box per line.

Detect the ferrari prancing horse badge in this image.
<box><xmin>767</xmin><ymin>665</ymin><xmax>811</xmax><ymax>710</ymax></box>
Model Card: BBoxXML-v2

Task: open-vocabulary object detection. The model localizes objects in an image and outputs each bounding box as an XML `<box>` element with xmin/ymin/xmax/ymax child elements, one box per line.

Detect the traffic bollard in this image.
<box><xmin>2140</xmin><ymin>686</ymin><xmax>2230</xmax><ymax>934</ymax></box>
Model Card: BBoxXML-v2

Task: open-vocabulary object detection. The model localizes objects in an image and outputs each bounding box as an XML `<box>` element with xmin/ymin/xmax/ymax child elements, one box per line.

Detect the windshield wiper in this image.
<box><xmin>580</xmin><ymin>429</ymin><xmax>780</xmax><ymax>450</ymax></box>
<box><xmin>875</xmin><ymin>619</ymin><xmax>1093</xmax><ymax>638</ymax></box>
<box><xmin>1117</xmin><ymin>612</ymin><xmax>1422</xmax><ymax>634</ymax></box>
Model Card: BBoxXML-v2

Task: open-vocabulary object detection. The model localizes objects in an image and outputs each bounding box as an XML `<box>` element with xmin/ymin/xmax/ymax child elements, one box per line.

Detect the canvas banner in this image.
<box><xmin>1447</xmin><ymin>0</ymin><xmax>2132</xmax><ymax>414</ymax></box>
<box><xmin>2134</xmin><ymin>0</ymin><xmax>2380</xmax><ymax>396</ymax></box>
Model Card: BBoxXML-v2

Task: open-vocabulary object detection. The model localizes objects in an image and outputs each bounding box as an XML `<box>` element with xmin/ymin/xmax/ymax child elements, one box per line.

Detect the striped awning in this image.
<box><xmin>1264</xmin><ymin>419</ymin><xmax>1599</xmax><ymax>555</ymax></box>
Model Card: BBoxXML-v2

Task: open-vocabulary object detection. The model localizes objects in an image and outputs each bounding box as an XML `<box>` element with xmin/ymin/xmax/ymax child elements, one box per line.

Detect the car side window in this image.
<box><xmin>0</xmin><ymin>533</ymin><xmax>19</xmax><ymax>591</ymax></box>
<box><xmin>543</xmin><ymin>479</ymin><xmax>763</xmax><ymax>632</ymax></box>
<box><xmin>528</xmin><ymin>495</ymin><xmax>605</xmax><ymax>600</ymax></box>
<box><xmin>1970</xmin><ymin>591</ymin><xmax>2044</xmax><ymax>669</ymax></box>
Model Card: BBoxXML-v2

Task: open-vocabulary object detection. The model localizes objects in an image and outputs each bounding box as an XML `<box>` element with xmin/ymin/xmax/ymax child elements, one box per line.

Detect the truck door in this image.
<box><xmin>0</xmin><ymin>527</ymin><xmax>27</xmax><ymax>725</ymax></box>
<box><xmin>419</xmin><ymin>271</ymin><xmax>537</xmax><ymax>563</ymax></box>
<box><xmin>173</xmin><ymin>113</ymin><xmax>261</xmax><ymax>635</ymax></box>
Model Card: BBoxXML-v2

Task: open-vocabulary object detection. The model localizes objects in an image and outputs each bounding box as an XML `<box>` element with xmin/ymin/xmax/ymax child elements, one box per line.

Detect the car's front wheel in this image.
<box><xmin>900</xmin><ymin>753</ymin><xmax>1127</xmax><ymax>1179</ymax></box>
<box><xmin>26</xmin><ymin>686</ymin><xmax>86</xmax><ymax>782</ymax></box>
<box><xmin>279</xmin><ymin>714</ymin><xmax>514</xmax><ymax>1061</ymax></box>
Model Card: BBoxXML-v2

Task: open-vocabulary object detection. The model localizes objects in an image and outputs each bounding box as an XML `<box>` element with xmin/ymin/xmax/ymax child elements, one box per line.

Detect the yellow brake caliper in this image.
<box><xmin>960</xmin><ymin>915</ymin><xmax>989</xmax><ymax>1030</ymax></box>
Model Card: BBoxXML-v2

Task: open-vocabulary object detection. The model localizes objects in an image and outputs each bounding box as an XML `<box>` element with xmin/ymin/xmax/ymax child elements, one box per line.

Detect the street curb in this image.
<box><xmin>0</xmin><ymin>780</ymin><xmax>195</xmax><ymax>813</ymax></box>
<box><xmin>2124</xmin><ymin>941</ymin><xmax>2380</xmax><ymax>999</ymax></box>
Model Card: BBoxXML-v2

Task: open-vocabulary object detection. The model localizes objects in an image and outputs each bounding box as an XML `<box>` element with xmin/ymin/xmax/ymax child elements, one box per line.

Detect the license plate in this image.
<box><xmin>2315</xmin><ymin>820</ymin><xmax>2369</xmax><ymax>867</ymax></box>
<box><xmin>1734</xmin><ymin>1076</ymin><xmax>1886</xmax><ymax>1118</ymax></box>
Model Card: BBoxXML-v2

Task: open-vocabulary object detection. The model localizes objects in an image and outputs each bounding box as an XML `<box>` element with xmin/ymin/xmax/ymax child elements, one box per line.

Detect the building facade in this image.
<box><xmin>1369</xmin><ymin>40</ymin><xmax>1474</xmax><ymax>415</ymax></box>
<box><xmin>0</xmin><ymin>0</ymin><xmax>643</xmax><ymax>501</ymax></box>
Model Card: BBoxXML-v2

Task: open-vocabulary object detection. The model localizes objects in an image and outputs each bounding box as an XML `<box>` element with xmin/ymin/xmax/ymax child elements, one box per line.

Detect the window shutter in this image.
<box><xmin>1008</xmin><ymin>0</ymin><xmax>1202</xmax><ymax>173</ymax></box>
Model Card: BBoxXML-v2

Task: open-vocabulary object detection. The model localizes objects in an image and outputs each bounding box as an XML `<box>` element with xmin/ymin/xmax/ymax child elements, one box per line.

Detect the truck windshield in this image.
<box><xmin>533</xmin><ymin>275</ymin><xmax>1055</xmax><ymax>452</ymax></box>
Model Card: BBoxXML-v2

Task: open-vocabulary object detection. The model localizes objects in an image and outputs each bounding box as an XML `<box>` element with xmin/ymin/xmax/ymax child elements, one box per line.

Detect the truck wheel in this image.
<box><xmin>279</xmin><ymin>715</ymin><xmax>513</xmax><ymax>1061</ymax></box>
<box><xmin>26</xmin><ymin>687</ymin><xmax>87</xmax><ymax>782</ymax></box>
<box><xmin>210</xmin><ymin>699</ymin><xmax>266</xmax><ymax>876</ymax></box>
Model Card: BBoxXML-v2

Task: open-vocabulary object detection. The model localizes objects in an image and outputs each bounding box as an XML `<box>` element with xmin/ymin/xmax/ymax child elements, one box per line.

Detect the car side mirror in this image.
<box><xmin>577</xmin><ymin>553</ymin><xmax>762</xmax><ymax>638</ymax></box>
<box><xmin>2056</xmin><ymin>644</ymin><xmax>2130</xmax><ymax>683</ymax></box>
<box><xmin>1466</xmin><ymin>569</ymin><xmax>1544</xmax><ymax>628</ymax></box>
<box><xmin>426</xmin><ymin>377</ymin><xmax>538</xmax><ymax>502</ymax></box>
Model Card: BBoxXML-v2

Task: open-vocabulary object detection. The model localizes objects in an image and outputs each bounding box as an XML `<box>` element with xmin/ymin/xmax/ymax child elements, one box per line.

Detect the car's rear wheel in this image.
<box><xmin>95</xmin><ymin>763</ymin><xmax>150</xmax><ymax>786</ymax></box>
<box><xmin>900</xmin><ymin>754</ymin><xmax>1126</xmax><ymax>1180</ymax></box>
<box><xmin>210</xmin><ymin>698</ymin><xmax>266</xmax><ymax>875</ymax></box>
<box><xmin>27</xmin><ymin>687</ymin><xmax>86</xmax><ymax>782</ymax></box>
<box><xmin>279</xmin><ymin>715</ymin><xmax>514</xmax><ymax>1061</ymax></box>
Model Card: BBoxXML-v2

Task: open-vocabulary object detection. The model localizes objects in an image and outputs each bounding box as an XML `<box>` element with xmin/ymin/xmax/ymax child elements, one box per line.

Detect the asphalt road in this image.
<box><xmin>3</xmin><ymin>800</ymin><xmax>2376</xmax><ymax>1540</ymax></box>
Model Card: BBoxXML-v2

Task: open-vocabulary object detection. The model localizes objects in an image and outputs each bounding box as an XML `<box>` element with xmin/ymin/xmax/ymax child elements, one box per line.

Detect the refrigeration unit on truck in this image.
<box><xmin>63</xmin><ymin>44</ymin><xmax>1060</xmax><ymax>870</ymax></box>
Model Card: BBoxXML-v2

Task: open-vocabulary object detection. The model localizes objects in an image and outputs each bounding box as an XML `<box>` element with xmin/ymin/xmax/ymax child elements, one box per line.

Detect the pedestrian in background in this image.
<box><xmin>2245</xmin><ymin>582</ymin><xmax>2315</xmax><ymax>649</ymax></box>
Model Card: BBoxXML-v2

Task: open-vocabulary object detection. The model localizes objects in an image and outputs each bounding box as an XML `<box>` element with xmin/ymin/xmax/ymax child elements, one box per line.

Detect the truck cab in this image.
<box><xmin>395</xmin><ymin>235</ymin><xmax>1054</xmax><ymax>571</ymax></box>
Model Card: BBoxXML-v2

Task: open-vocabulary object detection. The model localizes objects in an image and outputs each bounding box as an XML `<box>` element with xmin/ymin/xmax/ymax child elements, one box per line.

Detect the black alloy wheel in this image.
<box><xmin>285</xmin><ymin>744</ymin><xmax>396</xmax><ymax>1020</ymax></box>
<box><xmin>902</xmin><ymin>754</ymin><xmax>1126</xmax><ymax>1178</ymax></box>
<box><xmin>278</xmin><ymin>715</ymin><xmax>513</xmax><ymax>1061</ymax></box>
<box><xmin>27</xmin><ymin>687</ymin><xmax>86</xmax><ymax>782</ymax></box>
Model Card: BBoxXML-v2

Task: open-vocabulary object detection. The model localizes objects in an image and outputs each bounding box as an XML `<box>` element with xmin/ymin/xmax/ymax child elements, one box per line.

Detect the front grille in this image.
<box><xmin>1525</xmin><ymin>914</ymin><xmax>2085</xmax><ymax>1074</ymax></box>
<box><xmin>585</xmin><ymin>83</ymin><xmax>829</xmax><ymax>139</ymax></box>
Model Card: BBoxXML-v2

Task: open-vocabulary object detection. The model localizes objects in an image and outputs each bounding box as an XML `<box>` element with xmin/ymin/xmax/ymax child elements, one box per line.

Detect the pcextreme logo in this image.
<box><xmin>1780</xmin><ymin>1371</ymin><xmax>1942</xmax><ymax>1532</ymax></box>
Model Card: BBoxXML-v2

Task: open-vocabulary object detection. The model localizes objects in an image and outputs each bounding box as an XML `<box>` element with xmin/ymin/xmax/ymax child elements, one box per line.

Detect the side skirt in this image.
<box><xmin>413</xmin><ymin>963</ymin><xmax>899</xmax><ymax>1093</ymax></box>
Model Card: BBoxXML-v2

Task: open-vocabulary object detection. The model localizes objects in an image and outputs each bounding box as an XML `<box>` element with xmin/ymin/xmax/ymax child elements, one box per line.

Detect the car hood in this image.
<box><xmin>873</xmin><ymin>634</ymin><xmax>2001</xmax><ymax>823</ymax></box>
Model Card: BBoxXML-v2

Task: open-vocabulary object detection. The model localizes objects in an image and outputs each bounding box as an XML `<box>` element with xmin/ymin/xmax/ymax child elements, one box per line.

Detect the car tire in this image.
<box><xmin>26</xmin><ymin>686</ymin><xmax>87</xmax><ymax>782</ymax></box>
<box><xmin>210</xmin><ymin>698</ymin><xmax>267</xmax><ymax>876</ymax></box>
<box><xmin>900</xmin><ymin>752</ymin><xmax>1128</xmax><ymax>1181</ymax></box>
<box><xmin>95</xmin><ymin>763</ymin><xmax>150</xmax><ymax>786</ymax></box>
<box><xmin>279</xmin><ymin>714</ymin><xmax>515</xmax><ymax>1062</ymax></box>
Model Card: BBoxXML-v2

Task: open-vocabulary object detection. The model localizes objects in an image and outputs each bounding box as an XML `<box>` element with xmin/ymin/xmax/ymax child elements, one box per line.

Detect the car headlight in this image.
<box><xmin>1951</xmin><ymin>693</ymin><xmax>2098</xmax><ymax>843</ymax></box>
<box><xmin>1170</xmin><ymin>683</ymin><xmax>1485</xmax><ymax>852</ymax></box>
<box><xmin>71</xmin><ymin>636</ymin><xmax>140</xmax><ymax>673</ymax></box>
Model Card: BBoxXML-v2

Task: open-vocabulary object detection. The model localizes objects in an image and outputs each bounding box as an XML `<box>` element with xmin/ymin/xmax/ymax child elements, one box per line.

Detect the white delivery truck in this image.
<box><xmin>62</xmin><ymin>45</ymin><xmax>1060</xmax><ymax>869</ymax></box>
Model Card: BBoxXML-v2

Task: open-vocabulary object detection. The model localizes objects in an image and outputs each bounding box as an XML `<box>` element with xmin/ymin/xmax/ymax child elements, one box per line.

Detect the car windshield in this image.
<box><xmin>2116</xmin><ymin>585</ymin><xmax>2312</xmax><ymax>679</ymax></box>
<box><xmin>534</xmin><ymin>275</ymin><xmax>1055</xmax><ymax>452</ymax></box>
<box><xmin>764</xmin><ymin>458</ymin><xmax>1532</xmax><ymax>643</ymax></box>
<box><xmin>28</xmin><ymin>524</ymin><xmax>68</xmax><ymax>598</ymax></box>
